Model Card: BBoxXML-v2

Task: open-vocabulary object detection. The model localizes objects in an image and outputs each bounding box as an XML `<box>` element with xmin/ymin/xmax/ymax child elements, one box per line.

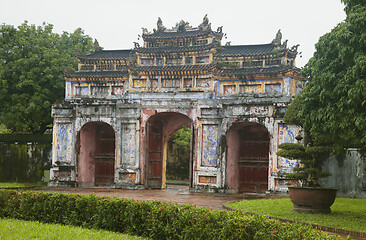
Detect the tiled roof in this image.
<box><xmin>136</xmin><ymin>44</ymin><xmax>215</xmax><ymax>54</ymax></box>
<box><xmin>216</xmin><ymin>44</ymin><xmax>275</xmax><ymax>56</ymax></box>
<box><xmin>78</xmin><ymin>50</ymin><xmax>134</xmax><ymax>60</ymax></box>
<box><xmin>218</xmin><ymin>65</ymin><xmax>300</xmax><ymax>76</ymax></box>
<box><xmin>143</xmin><ymin>29</ymin><xmax>221</xmax><ymax>40</ymax></box>
<box><xmin>65</xmin><ymin>71</ymin><xmax>129</xmax><ymax>78</ymax></box>
<box><xmin>137</xmin><ymin>64</ymin><xmax>214</xmax><ymax>76</ymax></box>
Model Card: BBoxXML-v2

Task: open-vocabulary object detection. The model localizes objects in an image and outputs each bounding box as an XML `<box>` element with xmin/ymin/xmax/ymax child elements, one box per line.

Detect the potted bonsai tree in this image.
<box><xmin>276</xmin><ymin>142</ymin><xmax>337</xmax><ymax>213</ymax></box>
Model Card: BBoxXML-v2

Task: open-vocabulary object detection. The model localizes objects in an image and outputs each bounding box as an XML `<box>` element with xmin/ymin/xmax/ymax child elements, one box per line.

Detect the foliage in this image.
<box><xmin>0</xmin><ymin>21</ymin><xmax>93</xmax><ymax>133</ymax></box>
<box><xmin>167</xmin><ymin>128</ymin><xmax>190</xmax><ymax>180</ymax></box>
<box><xmin>0</xmin><ymin>218</ymin><xmax>147</xmax><ymax>240</ymax></box>
<box><xmin>282</xmin><ymin>97</ymin><xmax>303</xmax><ymax>127</ymax></box>
<box><xmin>228</xmin><ymin>197</ymin><xmax>366</xmax><ymax>234</ymax></box>
<box><xmin>284</xmin><ymin>0</ymin><xmax>366</xmax><ymax>153</ymax></box>
<box><xmin>169</xmin><ymin>128</ymin><xmax>191</xmax><ymax>149</ymax></box>
<box><xmin>277</xmin><ymin>143</ymin><xmax>331</xmax><ymax>187</ymax></box>
<box><xmin>0</xmin><ymin>139</ymin><xmax>51</xmax><ymax>182</ymax></box>
<box><xmin>0</xmin><ymin>190</ymin><xmax>340</xmax><ymax>239</ymax></box>
<box><xmin>0</xmin><ymin>133</ymin><xmax>52</xmax><ymax>142</ymax></box>
<box><xmin>0</xmin><ymin>124</ymin><xmax>11</xmax><ymax>134</ymax></box>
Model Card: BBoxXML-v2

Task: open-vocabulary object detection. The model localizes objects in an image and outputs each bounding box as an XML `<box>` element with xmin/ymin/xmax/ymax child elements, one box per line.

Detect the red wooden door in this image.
<box><xmin>147</xmin><ymin>120</ymin><xmax>163</xmax><ymax>188</ymax></box>
<box><xmin>94</xmin><ymin>125</ymin><xmax>115</xmax><ymax>186</ymax></box>
<box><xmin>238</xmin><ymin>126</ymin><xmax>269</xmax><ymax>193</ymax></box>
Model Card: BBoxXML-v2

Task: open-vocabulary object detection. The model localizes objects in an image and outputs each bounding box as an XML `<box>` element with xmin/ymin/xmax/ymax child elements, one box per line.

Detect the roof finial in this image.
<box><xmin>271</xmin><ymin>29</ymin><xmax>282</xmax><ymax>47</ymax></box>
<box><xmin>156</xmin><ymin>17</ymin><xmax>166</xmax><ymax>32</ymax></box>
<box><xmin>199</xmin><ymin>14</ymin><xmax>211</xmax><ymax>30</ymax></box>
<box><xmin>142</xmin><ymin>27</ymin><xmax>149</xmax><ymax>35</ymax></box>
<box><xmin>177</xmin><ymin>20</ymin><xmax>186</xmax><ymax>32</ymax></box>
<box><xmin>93</xmin><ymin>39</ymin><xmax>103</xmax><ymax>52</ymax></box>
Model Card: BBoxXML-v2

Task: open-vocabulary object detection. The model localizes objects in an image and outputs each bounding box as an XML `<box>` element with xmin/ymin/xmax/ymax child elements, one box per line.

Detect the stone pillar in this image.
<box><xmin>192</xmin><ymin>106</ymin><xmax>223</xmax><ymax>192</ymax></box>
<box><xmin>115</xmin><ymin>104</ymin><xmax>142</xmax><ymax>189</ymax></box>
<box><xmin>49</xmin><ymin>104</ymin><xmax>76</xmax><ymax>187</ymax></box>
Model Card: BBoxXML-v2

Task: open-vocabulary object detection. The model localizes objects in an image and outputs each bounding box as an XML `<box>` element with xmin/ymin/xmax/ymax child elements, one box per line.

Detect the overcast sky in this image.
<box><xmin>2</xmin><ymin>0</ymin><xmax>346</xmax><ymax>67</ymax></box>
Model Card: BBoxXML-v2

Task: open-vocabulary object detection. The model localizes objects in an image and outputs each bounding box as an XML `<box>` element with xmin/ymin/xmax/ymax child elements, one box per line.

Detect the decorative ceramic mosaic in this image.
<box><xmin>277</xmin><ymin>123</ymin><xmax>301</xmax><ymax>168</ymax></box>
<box><xmin>265</xmin><ymin>83</ymin><xmax>281</xmax><ymax>94</ymax></box>
<box><xmin>56</xmin><ymin>123</ymin><xmax>73</xmax><ymax>163</ymax></box>
<box><xmin>201</xmin><ymin>124</ymin><xmax>218</xmax><ymax>166</ymax></box>
<box><xmin>239</xmin><ymin>84</ymin><xmax>261</xmax><ymax>94</ymax></box>
<box><xmin>133</xmin><ymin>79</ymin><xmax>147</xmax><ymax>88</ymax></box>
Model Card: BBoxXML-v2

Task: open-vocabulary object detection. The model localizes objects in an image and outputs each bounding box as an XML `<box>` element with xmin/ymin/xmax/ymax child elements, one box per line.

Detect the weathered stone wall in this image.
<box><xmin>320</xmin><ymin>149</ymin><xmax>366</xmax><ymax>198</ymax></box>
<box><xmin>51</xmin><ymin>77</ymin><xmax>305</xmax><ymax>192</ymax></box>
<box><xmin>0</xmin><ymin>134</ymin><xmax>52</xmax><ymax>182</ymax></box>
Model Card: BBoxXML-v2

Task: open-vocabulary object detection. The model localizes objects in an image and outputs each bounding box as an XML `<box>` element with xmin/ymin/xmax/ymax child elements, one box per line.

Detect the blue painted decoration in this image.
<box><xmin>201</xmin><ymin>125</ymin><xmax>218</xmax><ymax>166</ymax></box>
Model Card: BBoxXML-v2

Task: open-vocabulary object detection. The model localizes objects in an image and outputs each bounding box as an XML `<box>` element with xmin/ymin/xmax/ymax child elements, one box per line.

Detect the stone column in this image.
<box><xmin>49</xmin><ymin>104</ymin><xmax>76</xmax><ymax>187</ymax></box>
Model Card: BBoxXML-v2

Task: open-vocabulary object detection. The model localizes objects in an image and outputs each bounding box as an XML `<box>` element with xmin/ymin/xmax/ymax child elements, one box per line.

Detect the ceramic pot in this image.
<box><xmin>288</xmin><ymin>187</ymin><xmax>337</xmax><ymax>213</ymax></box>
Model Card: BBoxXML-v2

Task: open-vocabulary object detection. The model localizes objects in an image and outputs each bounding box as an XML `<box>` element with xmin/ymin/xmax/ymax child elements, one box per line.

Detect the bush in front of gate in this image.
<box><xmin>0</xmin><ymin>190</ymin><xmax>340</xmax><ymax>239</ymax></box>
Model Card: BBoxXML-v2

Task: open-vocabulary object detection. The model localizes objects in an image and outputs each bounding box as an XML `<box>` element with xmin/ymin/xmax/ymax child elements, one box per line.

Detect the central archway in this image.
<box><xmin>226</xmin><ymin>122</ymin><xmax>270</xmax><ymax>193</ymax></box>
<box><xmin>145</xmin><ymin>112</ymin><xmax>193</xmax><ymax>189</ymax></box>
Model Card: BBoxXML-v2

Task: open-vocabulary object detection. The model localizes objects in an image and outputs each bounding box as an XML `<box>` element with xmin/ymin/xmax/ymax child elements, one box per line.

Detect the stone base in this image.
<box><xmin>48</xmin><ymin>181</ymin><xmax>77</xmax><ymax>187</ymax></box>
<box><xmin>190</xmin><ymin>185</ymin><xmax>226</xmax><ymax>193</ymax></box>
<box><xmin>115</xmin><ymin>183</ymin><xmax>145</xmax><ymax>190</ymax></box>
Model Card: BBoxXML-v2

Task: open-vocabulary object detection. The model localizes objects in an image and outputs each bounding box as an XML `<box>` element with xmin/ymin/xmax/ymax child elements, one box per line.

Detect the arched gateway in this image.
<box><xmin>77</xmin><ymin>122</ymin><xmax>115</xmax><ymax>187</ymax></box>
<box><xmin>226</xmin><ymin>122</ymin><xmax>270</xmax><ymax>193</ymax></box>
<box><xmin>145</xmin><ymin>112</ymin><xmax>192</xmax><ymax>188</ymax></box>
<box><xmin>50</xmin><ymin>16</ymin><xmax>304</xmax><ymax>193</ymax></box>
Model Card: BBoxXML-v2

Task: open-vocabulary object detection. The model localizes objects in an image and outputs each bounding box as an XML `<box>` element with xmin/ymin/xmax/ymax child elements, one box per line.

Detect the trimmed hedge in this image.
<box><xmin>0</xmin><ymin>190</ymin><xmax>341</xmax><ymax>239</ymax></box>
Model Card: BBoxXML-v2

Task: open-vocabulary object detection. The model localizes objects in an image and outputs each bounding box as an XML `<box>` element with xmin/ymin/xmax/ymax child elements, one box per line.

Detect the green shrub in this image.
<box><xmin>277</xmin><ymin>143</ymin><xmax>331</xmax><ymax>187</ymax></box>
<box><xmin>0</xmin><ymin>189</ymin><xmax>342</xmax><ymax>239</ymax></box>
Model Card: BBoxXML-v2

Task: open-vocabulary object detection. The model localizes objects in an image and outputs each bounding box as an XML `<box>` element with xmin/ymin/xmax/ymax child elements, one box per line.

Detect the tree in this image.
<box><xmin>285</xmin><ymin>0</ymin><xmax>366</xmax><ymax>153</ymax></box>
<box><xmin>277</xmin><ymin>143</ymin><xmax>331</xmax><ymax>187</ymax></box>
<box><xmin>167</xmin><ymin>128</ymin><xmax>191</xmax><ymax>180</ymax></box>
<box><xmin>0</xmin><ymin>22</ymin><xmax>93</xmax><ymax>133</ymax></box>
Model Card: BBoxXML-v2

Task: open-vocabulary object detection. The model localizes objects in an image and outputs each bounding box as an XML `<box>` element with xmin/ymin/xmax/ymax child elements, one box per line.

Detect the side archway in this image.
<box><xmin>77</xmin><ymin>122</ymin><xmax>115</xmax><ymax>187</ymax></box>
<box><xmin>226</xmin><ymin>122</ymin><xmax>270</xmax><ymax>193</ymax></box>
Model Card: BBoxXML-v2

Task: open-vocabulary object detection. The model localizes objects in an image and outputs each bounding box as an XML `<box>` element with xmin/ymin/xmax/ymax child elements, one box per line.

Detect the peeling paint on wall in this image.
<box><xmin>121</xmin><ymin>123</ymin><xmax>137</xmax><ymax>166</ymax></box>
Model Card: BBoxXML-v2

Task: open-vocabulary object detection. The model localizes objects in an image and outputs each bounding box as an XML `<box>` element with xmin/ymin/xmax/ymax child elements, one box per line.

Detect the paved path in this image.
<box><xmin>36</xmin><ymin>184</ymin><xmax>255</xmax><ymax>210</ymax></box>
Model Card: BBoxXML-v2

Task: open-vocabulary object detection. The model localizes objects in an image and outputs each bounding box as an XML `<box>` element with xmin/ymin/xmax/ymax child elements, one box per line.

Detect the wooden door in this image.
<box><xmin>147</xmin><ymin>120</ymin><xmax>163</xmax><ymax>188</ymax></box>
<box><xmin>238</xmin><ymin>126</ymin><xmax>269</xmax><ymax>193</ymax></box>
<box><xmin>94</xmin><ymin>125</ymin><xmax>115</xmax><ymax>186</ymax></box>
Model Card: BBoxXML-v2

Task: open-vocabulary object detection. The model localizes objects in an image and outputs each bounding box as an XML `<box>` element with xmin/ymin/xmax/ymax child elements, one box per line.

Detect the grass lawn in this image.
<box><xmin>0</xmin><ymin>182</ymin><xmax>46</xmax><ymax>188</ymax></box>
<box><xmin>228</xmin><ymin>197</ymin><xmax>366</xmax><ymax>233</ymax></box>
<box><xmin>0</xmin><ymin>218</ymin><xmax>148</xmax><ymax>240</ymax></box>
<box><xmin>0</xmin><ymin>182</ymin><xmax>27</xmax><ymax>188</ymax></box>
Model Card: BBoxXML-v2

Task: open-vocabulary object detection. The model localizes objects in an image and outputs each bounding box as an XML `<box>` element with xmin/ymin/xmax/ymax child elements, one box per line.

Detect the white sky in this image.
<box><xmin>2</xmin><ymin>0</ymin><xmax>346</xmax><ymax>67</ymax></box>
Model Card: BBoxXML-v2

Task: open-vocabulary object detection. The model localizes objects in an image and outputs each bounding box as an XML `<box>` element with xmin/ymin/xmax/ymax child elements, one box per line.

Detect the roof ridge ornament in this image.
<box><xmin>199</xmin><ymin>14</ymin><xmax>211</xmax><ymax>31</ymax></box>
<box><xmin>93</xmin><ymin>39</ymin><xmax>103</xmax><ymax>52</ymax></box>
<box><xmin>155</xmin><ymin>17</ymin><xmax>166</xmax><ymax>33</ymax></box>
<box><xmin>174</xmin><ymin>20</ymin><xmax>192</xmax><ymax>32</ymax></box>
<box><xmin>271</xmin><ymin>29</ymin><xmax>282</xmax><ymax>47</ymax></box>
<box><xmin>142</xmin><ymin>27</ymin><xmax>149</xmax><ymax>35</ymax></box>
<box><xmin>291</xmin><ymin>44</ymin><xmax>300</xmax><ymax>52</ymax></box>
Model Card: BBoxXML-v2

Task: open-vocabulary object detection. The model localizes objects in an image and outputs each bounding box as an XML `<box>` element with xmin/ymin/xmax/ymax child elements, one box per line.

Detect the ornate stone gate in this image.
<box><xmin>50</xmin><ymin>16</ymin><xmax>304</xmax><ymax>193</ymax></box>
